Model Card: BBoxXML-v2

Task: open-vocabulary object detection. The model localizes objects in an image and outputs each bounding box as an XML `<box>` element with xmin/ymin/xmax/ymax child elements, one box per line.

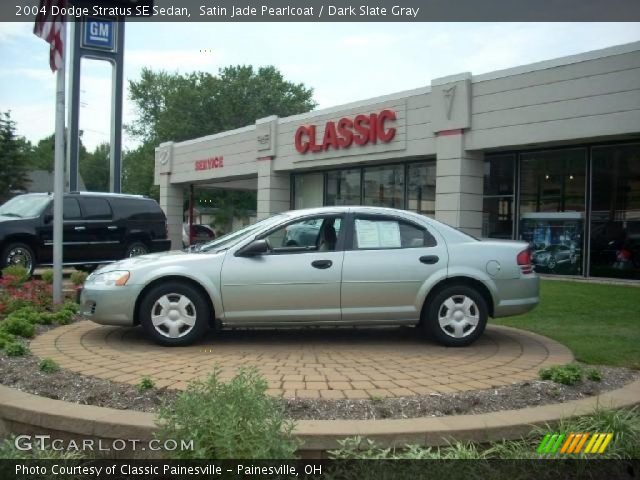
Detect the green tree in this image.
<box><xmin>0</xmin><ymin>111</ymin><xmax>30</xmax><ymax>202</ymax></box>
<box><xmin>125</xmin><ymin>65</ymin><xmax>316</xmax><ymax>219</ymax></box>
<box><xmin>122</xmin><ymin>143</ymin><xmax>158</xmax><ymax>200</ymax></box>
<box><xmin>80</xmin><ymin>142</ymin><xmax>110</xmax><ymax>192</ymax></box>
<box><xmin>28</xmin><ymin>134</ymin><xmax>54</xmax><ymax>172</ymax></box>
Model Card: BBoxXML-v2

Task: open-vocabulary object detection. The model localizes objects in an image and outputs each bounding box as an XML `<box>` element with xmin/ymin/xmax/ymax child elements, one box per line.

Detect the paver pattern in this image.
<box><xmin>31</xmin><ymin>321</ymin><xmax>573</xmax><ymax>399</ymax></box>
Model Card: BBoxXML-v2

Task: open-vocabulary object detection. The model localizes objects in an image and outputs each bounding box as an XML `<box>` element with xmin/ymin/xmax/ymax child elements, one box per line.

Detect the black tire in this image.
<box><xmin>139</xmin><ymin>281</ymin><xmax>210</xmax><ymax>346</ymax></box>
<box><xmin>125</xmin><ymin>241</ymin><xmax>149</xmax><ymax>258</ymax></box>
<box><xmin>422</xmin><ymin>285</ymin><xmax>488</xmax><ymax>347</ymax></box>
<box><xmin>547</xmin><ymin>255</ymin><xmax>557</xmax><ymax>270</ymax></box>
<box><xmin>1</xmin><ymin>242</ymin><xmax>35</xmax><ymax>276</ymax></box>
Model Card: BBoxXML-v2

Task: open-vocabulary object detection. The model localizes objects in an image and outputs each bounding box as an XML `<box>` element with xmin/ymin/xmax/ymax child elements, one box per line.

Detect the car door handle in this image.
<box><xmin>107</xmin><ymin>226</ymin><xmax>117</xmax><ymax>230</ymax></box>
<box><xmin>74</xmin><ymin>226</ymin><xmax>86</xmax><ymax>231</ymax></box>
<box><xmin>419</xmin><ymin>255</ymin><xmax>439</xmax><ymax>265</ymax></box>
<box><xmin>311</xmin><ymin>260</ymin><xmax>333</xmax><ymax>269</ymax></box>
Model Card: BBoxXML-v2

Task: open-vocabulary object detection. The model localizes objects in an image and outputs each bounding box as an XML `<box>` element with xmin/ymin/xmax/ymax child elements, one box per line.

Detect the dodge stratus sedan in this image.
<box><xmin>79</xmin><ymin>207</ymin><xmax>539</xmax><ymax>347</ymax></box>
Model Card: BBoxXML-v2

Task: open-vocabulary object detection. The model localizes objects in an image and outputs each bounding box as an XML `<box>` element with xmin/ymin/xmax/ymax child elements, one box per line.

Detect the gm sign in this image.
<box><xmin>82</xmin><ymin>18</ymin><xmax>116</xmax><ymax>52</ymax></box>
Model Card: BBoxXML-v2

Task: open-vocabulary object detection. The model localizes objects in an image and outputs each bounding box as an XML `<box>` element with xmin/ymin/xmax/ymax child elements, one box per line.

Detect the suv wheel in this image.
<box><xmin>125</xmin><ymin>241</ymin><xmax>149</xmax><ymax>258</ymax></box>
<box><xmin>139</xmin><ymin>281</ymin><xmax>210</xmax><ymax>346</ymax></box>
<box><xmin>423</xmin><ymin>285</ymin><xmax>488</xmax><ymax>347</ymax></box>
<box><xmin>2</xmin><ymin>242</ymin><xmax>35</xmax><ymax>276</ymax></box>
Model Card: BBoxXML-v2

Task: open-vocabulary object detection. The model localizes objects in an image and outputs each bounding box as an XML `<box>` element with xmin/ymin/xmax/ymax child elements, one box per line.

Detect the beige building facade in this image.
<box><xmin>156</xmin><ymin>42</ymin><xmax>640</xmax><ymax>280</ymax></box>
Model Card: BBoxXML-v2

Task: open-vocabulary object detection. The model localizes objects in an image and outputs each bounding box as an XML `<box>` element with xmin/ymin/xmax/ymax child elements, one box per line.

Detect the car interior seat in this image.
<box><xmin>318</xmin><ymin>220</ymin><xmax>337</xmax><ymax>251</ymax></box>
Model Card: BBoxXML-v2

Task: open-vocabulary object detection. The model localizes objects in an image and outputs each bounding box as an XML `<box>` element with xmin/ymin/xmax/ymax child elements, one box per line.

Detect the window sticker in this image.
<box><xmin>356</xmin><ymin>219</ymin><xmax>401</xmax><ymax>248</ymax></box>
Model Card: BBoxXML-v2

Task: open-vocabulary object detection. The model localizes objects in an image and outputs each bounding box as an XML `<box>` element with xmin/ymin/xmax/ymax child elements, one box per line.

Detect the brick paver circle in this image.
<box><xmin>30</xmin><ymin>321</ymin><xmax>573</xmax><ymax>399</ymax></box>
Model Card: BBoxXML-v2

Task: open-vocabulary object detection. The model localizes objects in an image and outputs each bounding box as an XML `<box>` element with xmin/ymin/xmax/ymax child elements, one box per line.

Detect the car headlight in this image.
<box><xmin>85</xmin><ymin>270</ymin><xmax>130</xmax><ymax>286</ymax></box>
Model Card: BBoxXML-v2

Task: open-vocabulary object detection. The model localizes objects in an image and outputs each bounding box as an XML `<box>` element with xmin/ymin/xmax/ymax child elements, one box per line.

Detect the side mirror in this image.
<box><xmin>44</xmin><ymin>213</ymin><xmax>53</xmax><ymax>224</ymax></box>
<box><xmin>238</xmin><ymin>239</ymin><xmax>269</xmax><ymax>257</ymax></box>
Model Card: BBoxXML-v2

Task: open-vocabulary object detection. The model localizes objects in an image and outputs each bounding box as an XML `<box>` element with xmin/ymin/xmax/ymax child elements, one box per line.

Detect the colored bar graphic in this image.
<box><xmin>538</xmin><ymin>433</ymin><xmax>613</xmax><ymax>455</ymax></box>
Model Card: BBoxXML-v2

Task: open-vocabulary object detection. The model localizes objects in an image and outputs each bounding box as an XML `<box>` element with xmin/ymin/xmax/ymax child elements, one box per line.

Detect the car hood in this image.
<box><xmin>97</xmin><ymin>249</ymin><xmax>204</xmax><ymax>271</ymax></box>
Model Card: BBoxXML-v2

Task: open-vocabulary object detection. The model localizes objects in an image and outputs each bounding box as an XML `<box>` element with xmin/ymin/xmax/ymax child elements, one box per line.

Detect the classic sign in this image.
<box><xmin>295</xmin><ymin>109</ymin><xmax>396</xmax><ymax>154</ymax></box>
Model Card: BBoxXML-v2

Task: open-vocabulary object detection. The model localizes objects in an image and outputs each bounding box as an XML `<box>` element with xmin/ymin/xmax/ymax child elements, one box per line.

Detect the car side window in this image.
<box><xmin>79</xmin><ymin>198</ymin><xmax>112</xmax><ymax>220</ymax></box>
<box><xmin>62</xmin><ymin>198</ymin><xmax>82</xmax><ymax>220</ymax></box>
<box><xmin>353</xmin><ymin>217</ymin><xmax>437</xmax><ymax>249</ymax></box>
<box><xmin>262</xmin><ymin>216</ymin><xmax>342</xmax><ymax>253</ymax></box>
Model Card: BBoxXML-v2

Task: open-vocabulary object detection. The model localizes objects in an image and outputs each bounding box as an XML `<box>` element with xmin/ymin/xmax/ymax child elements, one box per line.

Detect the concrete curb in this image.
<box><xmin>1</xmin><ymin>380</ymin><xmax>639</xmax><ymax>456</ymax></box>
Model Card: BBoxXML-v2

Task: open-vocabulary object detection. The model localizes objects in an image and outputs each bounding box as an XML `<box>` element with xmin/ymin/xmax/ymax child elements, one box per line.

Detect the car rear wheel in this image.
<box><xmin>423</xmin><ymin>285</ymin><xmax>488</xmax><ymax>347</ymax></box>
<box><xmin>125</xmin><ymin>241</ymin><xmax>149</xmax><ymax>258</ymax></box>
<box><xmin>139</xmin><ymin>282</ymin><xmax>210</xmax><ymax>346</ymax></box>
<box><xmin>2</xmin><ymin>242</ymin><xmax>35</xmax><ymax>276</ymax></box>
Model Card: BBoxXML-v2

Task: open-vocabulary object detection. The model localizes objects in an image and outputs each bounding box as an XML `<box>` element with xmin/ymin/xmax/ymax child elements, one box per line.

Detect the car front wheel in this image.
<box><xmin>139</xmin><ymin>282</ymin><xmax>210</xmax><ymax>346</ymax></box>
<box><xmin>2</xmin><ymin>242</ymin><xmax>35</xmax><ymax>276</ymax></box>
<box><xmin>423</xmin><ymin>285</ymin><xmax>488</xmax><ymax>347</ymax></box>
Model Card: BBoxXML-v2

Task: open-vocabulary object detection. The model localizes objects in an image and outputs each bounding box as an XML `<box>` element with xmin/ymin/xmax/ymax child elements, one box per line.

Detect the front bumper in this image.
<box><xmin>79</xmin><ymin>284</ymin><xmax>142</xmax><ymax>326</ymax></box>
<box><xmin>492</xmin><ymin>275</ymin><xmax>540</xmax><ymax>318</ymax></box>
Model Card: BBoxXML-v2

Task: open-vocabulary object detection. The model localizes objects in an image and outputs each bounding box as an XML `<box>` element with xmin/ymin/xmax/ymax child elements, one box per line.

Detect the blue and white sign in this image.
<box><xmin>81</xmin><ymin>19</ymin><xmax>117</xmax><ymax>52</ymax></box>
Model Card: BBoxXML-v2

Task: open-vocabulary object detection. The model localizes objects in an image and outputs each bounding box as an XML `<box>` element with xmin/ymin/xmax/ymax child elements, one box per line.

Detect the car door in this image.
<box><xmin>77</xmin><ymin>196</ymin><xmax>118</xmax><ymax>261</ymax></box>
<box><xmin>38</xmin><ymin>197</ymin><xmax>87</xmax><ymax>263</ymax></box>
<box><xmin>340</xmin><ymin>213</ymin><xmax>448</xmax><ymax>323</ymax></box>
<box><xmin>220</xmin><ymin>214</ymin><xmax>345</xmax><ymax>324</ymax></box>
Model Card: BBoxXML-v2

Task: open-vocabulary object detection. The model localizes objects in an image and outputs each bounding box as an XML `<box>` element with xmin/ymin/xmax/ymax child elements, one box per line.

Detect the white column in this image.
<box><xmin>256</xmin><ymin>159</ymin><xmax>290</xmax><ymax>220</ymax></box>
<box><xmin>435</xmin><ymin>133</ymin><xmax>484</xmax><ymax>237</ymax></box>
<box><xmin>158</xmin><ymin>174</ymin><xmax>184</xmax><ymax>250</ymax></box>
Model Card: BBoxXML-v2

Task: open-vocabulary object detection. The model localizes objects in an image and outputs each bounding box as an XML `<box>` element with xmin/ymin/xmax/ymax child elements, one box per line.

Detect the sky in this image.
<box><xmin>1</xmin><ymin>22</ymin><xmax>640</xmax><ymax>151</ymax></box>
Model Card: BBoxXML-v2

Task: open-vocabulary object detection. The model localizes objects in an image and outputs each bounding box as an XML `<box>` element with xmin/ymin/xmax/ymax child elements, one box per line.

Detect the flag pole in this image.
<box><xmin>52</xmin><ymin>30</ymin><xmax>66</xmax><ymax>305</ymax></box>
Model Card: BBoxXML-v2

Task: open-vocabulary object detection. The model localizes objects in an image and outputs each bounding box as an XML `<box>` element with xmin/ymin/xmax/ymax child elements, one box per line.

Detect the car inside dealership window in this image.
<box><xmin>353</xmin><ymin>216</ymin><xmax>437</xmax><ymax>250</ymax></box>
<box><xmin>260</xmin><ymin>215</ymin><xmax>343</xmax><ymax>253</ymax></box>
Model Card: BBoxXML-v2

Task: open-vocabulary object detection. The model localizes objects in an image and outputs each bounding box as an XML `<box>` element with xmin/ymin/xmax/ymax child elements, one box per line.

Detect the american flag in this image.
<box><xmin>33</xmin><ymin>0</ymin><xmax>66</xmax><ymax>72</ymax></box>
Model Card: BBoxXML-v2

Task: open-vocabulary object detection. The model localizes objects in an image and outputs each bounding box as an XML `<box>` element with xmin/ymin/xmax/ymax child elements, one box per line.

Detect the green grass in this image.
<box><xmin>494</xmin><ymin>280</ymin><xmax>640</xmax><ymax>369</ymax></box>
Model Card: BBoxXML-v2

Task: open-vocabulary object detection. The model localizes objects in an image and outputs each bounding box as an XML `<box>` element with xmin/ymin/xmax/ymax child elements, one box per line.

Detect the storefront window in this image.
<box><xmin>363</xmin><ymin>165</ymin><xmax>405</xmax><ymax>208</ymax></box>
<box><xmin>293</xmin><ymin>173</ymin><xmax>324</xmax><ymax>209</ymax></box>
<box><xmin>589</xmin><ymin>143</ymin><xmax>640</xmax><ymax>280</ymax></box>
<box><xmin>520</xmin><ymin>149</ymin><xmax>586</xmax><ymax>213</ymax></box>
<box><xmin>326</xmin><ymin>169</ymin><xmax>361</xmax><ymax>206</ymax></box>
<box><xmin>482</xmin><ymin>154</ymin><xmax>515</xmax><ymax>239</ymax></box>
<box><xmin>407</xmin><ymin>161</ymin><xmax>436</xmax><ymax>216</ymax></box>
<box><xmin>519</xmin><ymin>149</ymin><xmax>586</xmax><ymax>276</ymax></box>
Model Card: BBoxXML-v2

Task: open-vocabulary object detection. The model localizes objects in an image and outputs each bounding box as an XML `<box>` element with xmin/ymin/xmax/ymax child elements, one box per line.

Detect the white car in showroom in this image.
<box><xmin>79</xmin><ymin>206</ymin><xmax>539</xmax><ymax>347</ymax></box>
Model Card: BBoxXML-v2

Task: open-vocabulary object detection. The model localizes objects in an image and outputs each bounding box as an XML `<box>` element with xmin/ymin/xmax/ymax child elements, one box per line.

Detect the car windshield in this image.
<box><xmin>197</xmin><ymin>214</ymin><xmax>287</xmax><ymax>252</ymax></box>
<box><xmin>0</xmin><ymin>195</ymin><xmax>51</xmax><ymax>218</ymax></box>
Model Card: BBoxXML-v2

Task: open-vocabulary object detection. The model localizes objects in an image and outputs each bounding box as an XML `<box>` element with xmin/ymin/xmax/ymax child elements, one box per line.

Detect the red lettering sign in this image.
<box><xmin>295</xmin><ymin>109</ymin><xmax>396</xmax><ymax>154</ymax></box>
<box><xmin>194</xmin><ymin>156</ymin><xmax>224</xmax><ymax>171</ymax></box>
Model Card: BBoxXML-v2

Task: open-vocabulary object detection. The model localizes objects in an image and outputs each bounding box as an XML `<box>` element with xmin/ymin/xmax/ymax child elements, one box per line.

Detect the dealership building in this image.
<box><xmin>155</xmin><ymin>41</ymin><xmax>640</xmax><ymax>280</ymax></box>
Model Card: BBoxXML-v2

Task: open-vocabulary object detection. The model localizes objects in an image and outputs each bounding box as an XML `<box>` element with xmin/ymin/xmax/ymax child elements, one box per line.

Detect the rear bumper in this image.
<box><xmin>492</xmin><ymin>275</ymin><xmax>540</xmax><ymax>318</ymax></box>
<box><xmin>150</xmin><ymin>239</ymin><xmax>171</xmax><ymax>253</ymax></box>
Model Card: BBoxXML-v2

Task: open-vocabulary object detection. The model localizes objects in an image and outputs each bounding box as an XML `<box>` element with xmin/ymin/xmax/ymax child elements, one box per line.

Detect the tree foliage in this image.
<box><xmin>0</xmin><ymin>111</ymin><xmax>30</xmax><ymax>202</ymax></box>
<box><xmin>124</xmin><ymin>65</ymin><xmax>316</xmax><ymax>219</ymax></box>
<box><xmin>80</xmin><ymin>142</ymin><xmax>110</xmax><ymax>192</ymax></box>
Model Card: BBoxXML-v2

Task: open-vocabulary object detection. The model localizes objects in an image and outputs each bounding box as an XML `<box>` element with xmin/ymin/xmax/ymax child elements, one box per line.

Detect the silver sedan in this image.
<box><xmin>79</xmin><ymin>206</ymin><xmax>539</xmax><ymax>347</ymax></box>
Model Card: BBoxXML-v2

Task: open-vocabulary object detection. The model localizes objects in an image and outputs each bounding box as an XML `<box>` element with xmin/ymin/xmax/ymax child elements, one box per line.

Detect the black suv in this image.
<box><xmin>0</xmin><ymin>192</ymin><xmax>171</xmax><ymax>274</ymax></box>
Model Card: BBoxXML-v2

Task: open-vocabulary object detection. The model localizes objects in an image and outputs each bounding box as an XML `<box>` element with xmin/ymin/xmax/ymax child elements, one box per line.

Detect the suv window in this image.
<box><xmin>63</xmin><ymin>198</ymin><xmax>82</xmax><ymax>220</ymax></box>
<box><xmin>80</xmin><ymin>197</ymin><xmax>112</xmax><ymax>220</ymax></box>
<box><xmin>353</xmin><ymin>216</ymin><xmax>436</xmax><ymax>249</ymax></box>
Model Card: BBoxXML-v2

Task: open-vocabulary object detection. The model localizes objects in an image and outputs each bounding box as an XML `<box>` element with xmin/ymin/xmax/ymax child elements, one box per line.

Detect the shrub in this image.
<box><xmin>138</xmin><ymin>376</ymin><xmax>155</xmax><ymax>392</ymax></box>
<box><xmin>40</xmin><ymin>269</ymin><xmax>54</xmax><ymax>284</ymax></box>
<box><xmin>0</xmin><ymin>316</ymin><xmax>36</xmax><ymax>338</ymax></box>
<box><xmin>70</xmin><ymin>271</ymin><xmax>88</xmax><ymax>286</ymax></box>
<box><xmin>0</xmin><ymin>331</ymin><xmax>15</xmax><ymax>349</ymax></box>
<box><xmin>5</xmin><ymin>341</ymin><xmax>28</xmax><ymax>357</ymax></box>
<box><xmin>586</xmin><ymin>368</ymin><xmax>602</xmax><ymax>382</ymax></box>
<box><xmin>156</xmin><ymin>368</ymin><xmax>299</xmax><ymax>459</ymax></box>
<box><xmin>39</xmin><ymin>358</ymin><xmax>60</xmax><ymax>374</ymax></box>
<box><xmin>539</xmin><ymin>364</ymin><xmax>583</xmax><ymax>385</ymax></box>
<box><xmin>0</xmin><ymin>278</ymin><xmax>52</xmax><ymax>313</ymax></box>
<box><xmin>1</xmin><ymin>265</ymin><xmax>30</xmax><ymax>285</ymax></box>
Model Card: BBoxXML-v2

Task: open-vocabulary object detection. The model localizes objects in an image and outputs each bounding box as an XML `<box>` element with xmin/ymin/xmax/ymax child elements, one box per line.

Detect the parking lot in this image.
<box><xmin>30</xmin><ymin>321</ymin><xmax>573</xmax><ymax>399</ymax></box>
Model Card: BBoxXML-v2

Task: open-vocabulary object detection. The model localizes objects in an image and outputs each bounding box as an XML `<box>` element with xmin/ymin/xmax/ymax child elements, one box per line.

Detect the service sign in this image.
<box><xmin>195</xmin><ymin>156</ymin><xmax>224</xmax><ymax>171</ymax></box>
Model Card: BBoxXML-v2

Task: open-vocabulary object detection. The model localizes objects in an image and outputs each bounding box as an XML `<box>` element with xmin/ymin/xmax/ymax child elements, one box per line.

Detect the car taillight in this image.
<box><xmin>517</xmin><ymin>249</ymin><xmax>534</xmax><ymax>274</ymax></box>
